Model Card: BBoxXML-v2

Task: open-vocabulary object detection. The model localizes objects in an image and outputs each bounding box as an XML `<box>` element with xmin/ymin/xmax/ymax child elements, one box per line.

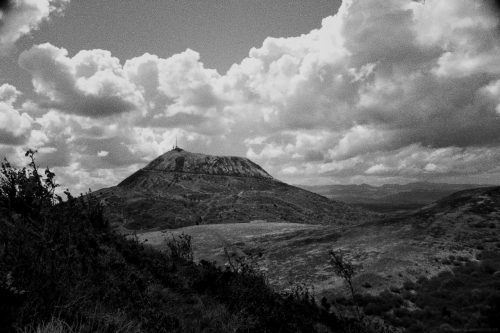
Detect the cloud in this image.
<box><xmin>0</xmin><ymin>0</ymin><xmax>69</xmax><ymax>52</ymax></box>
<box><xmin>18</xmin><ymin>44</ymin><xmax>145</xmax><ymax>117</ymax></box>
<box><xmin>233</xmin><ymin>0</ymin><xmax>500</xmax><ymax>183</ymax></box>
<box><xmin>5</xmin><ymin>0</ymin><xmax>500</xmax><ymax>191</ymax></box>
<box><xmin>0</xmin><ymin>84</ymin><xmax>32</xmax><ymax>144</ymax></box>
<box><xmin>157</xmin><ymin>49</ymin><xmax>221</xmax><ymax>112</ymax></box>
<box><xmin>0</xmin><ymin>0</ymin><xmax>14</xmax><ymax>13</ymax></box>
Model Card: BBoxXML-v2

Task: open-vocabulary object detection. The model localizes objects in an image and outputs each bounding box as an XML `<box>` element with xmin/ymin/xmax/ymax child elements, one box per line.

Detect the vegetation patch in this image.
<box><xmin>330</xmin><ymin>251</ymin><xmax>500</xmax><ymax>332</ymax></box>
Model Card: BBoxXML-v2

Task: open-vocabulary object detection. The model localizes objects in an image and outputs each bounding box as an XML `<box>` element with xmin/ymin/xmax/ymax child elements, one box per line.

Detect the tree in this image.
<box><xmin>329</xmin><ymin>249</ymin><xmax>361</xmax><ymax>319</ymax></box>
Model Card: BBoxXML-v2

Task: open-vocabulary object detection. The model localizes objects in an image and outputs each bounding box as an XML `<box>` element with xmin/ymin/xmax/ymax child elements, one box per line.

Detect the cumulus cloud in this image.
<box><xmin>0</xmin><ymin>0</ymin><xmax>69</xmax><ymax>52</ymax></box>
<box><xmin>18</xmin><ymin>44</ymin><xmax>145</xmax><ymax>117</ymax></box>
<box><xmin>235</xmin><ymin>0</ymin><xmax>500</xmax><ymax>184</ymax></box>
<box><xmin>0</xmin><ymin>84</ymin><xmax>32</xmax><ymax>144</ymax></box>
<box><xmin>5</xmin><ymin>0</ymin><xmax>500</xmax><ymax>191</ymax></box>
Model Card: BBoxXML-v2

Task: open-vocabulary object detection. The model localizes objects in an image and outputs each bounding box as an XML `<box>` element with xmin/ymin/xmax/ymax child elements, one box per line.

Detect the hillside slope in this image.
<box><xmin>138</xmin><ymin>186</ymin><xmax>500</xmax><ymax>299</ymax></box>
<box><xmin>0</xmin><ymin>153</ymin><xmax>354</xmax><ymax>333</ymax></box>
<box><xmin>401</xmin><ymin>186</ymin><xmax>500</xmax><ymax>249</ymax></box>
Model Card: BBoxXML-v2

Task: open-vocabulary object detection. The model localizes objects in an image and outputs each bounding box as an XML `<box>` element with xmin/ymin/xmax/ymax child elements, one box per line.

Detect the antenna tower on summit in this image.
<box><xmin>172</xmin><ymin>136</ymin><xmax>181</xmax><ymax>151</ymax></box>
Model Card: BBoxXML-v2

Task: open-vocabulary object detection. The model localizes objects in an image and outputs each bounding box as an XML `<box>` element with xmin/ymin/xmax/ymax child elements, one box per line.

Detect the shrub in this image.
<box><xmin>407</xmin><ymin>322</ymin><xmax>426</xmax><ymax>333</ymax></box>
<box><xmin>364</xmin><ymin>302</ymin><xmax>382</xmax><ymax>316</ymax></box>
<box><xmin>0</xmin><ymin>152</ymin><xmax>113</xmax><ymax>330</ymax></box>
<box><xmin>164</xmin><ymin>232</ymin><xmax>193</xmax><ymax>261</ymax></box>
<box><xmin>390</xmin><ymin>286</ymin><xmax>401</xmax><ymax>293</ymax></box>
<box><xmin>480</xmin><ymin>260</ymin><xmax>498</xmax><ymax>274</ymax></box>
<box><xmin>441</xmin><ymin>258</ymin><xmax>451</xmax><ymax>265</ymax></box>
<box><xmin>401</xmin><ymin>291</ymin><xmax>416</xmax><ymax>302</ymax></box>
<box><xmin>394</xmin><ymin>307</ymin><xmax>410</xmax><ymax>318</ymax></box>
<box><xmin>0</xmin><ymin>150</ymin><xmax>60</xmax><ymax>218</ymax></box>
<box><xmin>403</xmin><ymin>281</ymin><xmax>416</xmax><ymax>291</ymax></box>
<box><xmin>329</xmin><ymin>250</ymin><xmax>360</xmax><ymax>318</ymax></box>
<box><xmin>416</xmin><ymin>276</ymin><xmax>429</xmax><ymax>285</ymax></box>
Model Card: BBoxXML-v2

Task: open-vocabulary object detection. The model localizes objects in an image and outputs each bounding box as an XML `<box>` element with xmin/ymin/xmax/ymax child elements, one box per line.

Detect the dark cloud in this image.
<box><xmin>305</xmin><ymin>150</ymin><xmax>325</xmax><ymax>162</ymax></box>
<box><xmin>138</xmin><ymin>112</ymin><xmax>207</xmax><ymax>128</ymax></box>
<box><xmin>486</xmin><ymin>0</ymin><xmax>500</xmax><ymax>17</ymax></box>
<box><xmin>34</xmin><ymin>146</ymin><xmax>72</xmax><ymax>168</ymax></box>
<box><xmin>73</xmin><ymin>137</ymin><xmax>146</xmax><ymax>169</ymax></box>
<box><xmin>0</xmin><ymin>131</ymin><xmax>27</xmax><ymax>145</ymax></box>
<box><xmin>0</xmin><ymin>0</ymin><xmax>13</xmax><ymax>14</ymax></box>
<box><xmin>39</xmin><ymin>95</ymin><xmax>138</xmax><ymax>118</ymax></box>
<box><xmin>0</xmin><ymin>0</ymin><xmax>69</xmax><ymax>51</ymax></box>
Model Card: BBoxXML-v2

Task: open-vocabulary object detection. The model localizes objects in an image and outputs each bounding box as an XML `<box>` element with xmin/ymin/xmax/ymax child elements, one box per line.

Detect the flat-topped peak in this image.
<box><xmin>141</xmin><ymin>149</ymin><xmax>273</xmax><ymax>179</ymax></box>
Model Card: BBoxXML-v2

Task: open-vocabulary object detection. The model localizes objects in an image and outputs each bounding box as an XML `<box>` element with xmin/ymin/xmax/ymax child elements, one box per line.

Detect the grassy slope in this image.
<box><xmin>1</xmin><ymin>198</ymin><xmax>356</xmax><ymax>333</ymax></box>
<box><xmin>136</xmin><ymin>186</ymin><xmax>500</xmax><ymax>332</ymax></box>
<box><xmin>138</xmin><ymin>221</ymin><xmax>462</xmax><ymax>298</ymax></box>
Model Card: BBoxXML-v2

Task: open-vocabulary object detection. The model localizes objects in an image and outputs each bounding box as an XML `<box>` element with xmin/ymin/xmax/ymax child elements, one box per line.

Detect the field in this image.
<box><xmin>134</xmin><ymin>218</ymin><xmax>481</xmax><ymax>300</ymax></box>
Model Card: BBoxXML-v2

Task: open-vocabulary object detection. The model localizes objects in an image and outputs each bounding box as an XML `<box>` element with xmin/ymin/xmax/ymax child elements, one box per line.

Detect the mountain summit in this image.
<box><xmin>136</xmin><ymin>147</ymin><xmax>271</xmax><ymax>179</ymax></box>
<box><xmin>96</xmin><ymin>148</ymin><xmax>375</xmax><ymax>231</ymax></box>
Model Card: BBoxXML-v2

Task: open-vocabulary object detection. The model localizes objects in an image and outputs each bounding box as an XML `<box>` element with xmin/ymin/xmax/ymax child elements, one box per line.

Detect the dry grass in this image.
<box><xmin>136</xmin><ymin>207</ymin><xmax>494</xmax><ymax>301</ymax></box>
<box><xmin>18</xmin><ymin>313</ymin><xmax>141</xmax><ymax>333</ymax></box>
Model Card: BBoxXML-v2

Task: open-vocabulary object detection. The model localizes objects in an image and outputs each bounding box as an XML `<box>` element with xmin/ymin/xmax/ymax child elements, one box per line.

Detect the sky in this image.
<box><xmin>2</xmin><ymin>0</ymin><xmax>500</xmax><ymax>193</ymax></box>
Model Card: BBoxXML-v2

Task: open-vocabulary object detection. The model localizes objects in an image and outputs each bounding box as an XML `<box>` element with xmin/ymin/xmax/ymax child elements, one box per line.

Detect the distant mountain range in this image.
<box><xmin>296</xmin><ymin>182</ymin><xmax>496</xmax><ymax>213</ymax></box>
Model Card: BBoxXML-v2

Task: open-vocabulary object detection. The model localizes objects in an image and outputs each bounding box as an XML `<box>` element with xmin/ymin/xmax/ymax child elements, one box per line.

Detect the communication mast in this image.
<box><xmin>173</xmin><ymin>136</ymin><xmax>182</xmax><ymax>151</ymax></box>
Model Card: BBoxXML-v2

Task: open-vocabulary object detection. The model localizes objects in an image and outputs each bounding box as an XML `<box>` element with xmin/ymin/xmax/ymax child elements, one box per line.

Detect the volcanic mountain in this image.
<box><xmin>95</xmin><ymin>148</ymin><xmax>375</xmax><ymax>231</ymax></box>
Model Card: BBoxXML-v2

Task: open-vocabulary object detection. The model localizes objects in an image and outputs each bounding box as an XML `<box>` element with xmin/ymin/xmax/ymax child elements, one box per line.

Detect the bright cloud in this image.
<box><xmin>3</xmin><ymin>0</ymin><xmax>500</xmax><ymax>192</ymax></box>
<box><xmin>18</xmin><ymin>44</ymin><xmax>145</xmax><ymax>117</ymax></box>
<box><xmin>0</xmin><ymin>0</ymin><xmax>69</xmax><ymax>52</ymax></box>
<box><xmin>0</xmin><ymin>84</ymin><xmax>32</xmax><ymax>144</ymax></box>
